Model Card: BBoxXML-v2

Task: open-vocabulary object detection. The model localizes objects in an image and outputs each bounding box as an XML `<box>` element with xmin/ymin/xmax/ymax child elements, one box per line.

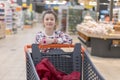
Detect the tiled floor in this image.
<box><xmin>0</xmin><ymin>23</ymin><xmax>42</xmax><ymax>80</ymax></box>
<box><xmin>0</xmin><ymin>22</ymin><xmax>120</xmax><ymax>80</ymax></box>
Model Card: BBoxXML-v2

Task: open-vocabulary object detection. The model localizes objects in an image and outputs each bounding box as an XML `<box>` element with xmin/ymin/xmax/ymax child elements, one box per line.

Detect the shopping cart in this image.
<box><xmin>24</xmin><ymin>43</ymin><xmax>105</xmax><ymax>80</ymax></box>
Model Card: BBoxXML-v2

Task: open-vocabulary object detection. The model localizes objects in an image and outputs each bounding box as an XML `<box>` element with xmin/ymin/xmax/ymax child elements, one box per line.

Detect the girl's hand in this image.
<box><xmin>46</xmin><ymin>38</ymin><xmax>54</xmax><ymax>44</ymax></box>
<box><xmin>40</xmin><ymin>38</ymin><xmax>57</xmax><ymax>45</ymax></box>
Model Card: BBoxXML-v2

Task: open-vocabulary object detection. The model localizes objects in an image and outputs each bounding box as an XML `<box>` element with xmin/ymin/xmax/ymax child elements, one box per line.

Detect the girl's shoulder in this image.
<box><xmin>36</xmin><ymin>31</ymin><xmax>45</xmax><ymax>36</ymax></box>
<box><xmin>55</xmin><ymin>30</ymin><xmax>71</xmax><ymax>37</ymax></box>
<box><xmin>36</xmin><ymin>31</ymin><xmax>43</xmax><ymax>34</ymax></box>
<box><xmin>55</xmin><ymin>30</ymin><xmax>70</xmax><ymax>35</ymax></box>
<box><xmin>55</xmin><ymin>30</ymin><xmax>64</xmax><ymax>34</ymax></box>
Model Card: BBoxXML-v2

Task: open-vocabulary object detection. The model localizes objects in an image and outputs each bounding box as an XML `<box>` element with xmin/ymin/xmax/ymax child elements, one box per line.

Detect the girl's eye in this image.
<box><xmin>46</xmin><ymin>18</ymin><xmax>49</xmax><ymax>21</ymax></box>
<box><xmin>51</xmin><ymin>19</ymin><xmax>53</xmax><ymax>21</ymax></box>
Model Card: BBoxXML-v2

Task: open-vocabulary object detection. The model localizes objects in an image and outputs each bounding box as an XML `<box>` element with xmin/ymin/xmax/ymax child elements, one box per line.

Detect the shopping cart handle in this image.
<box><xmin>24</xmin><ymin>44</ymin><xmax>85</xmax><ymax>54</ymax></box>
<box><xmin>39</xmin><ymin>44</ymin><xmax>85</xmax><ymax>54</ymax></box>
<box><xmin>24</xmin><ymin>45</ymin><xmax>32</xmax><ymax>53</ymax></box>
<box><xmin>24</xmin><ymin>44</ymin><xmax>74</xmax><ymax>52</ymax></box>
<box><xmin>39</xmin><ymin>44</ymin><xmax>74</xmax><ymax>49</ymax></box>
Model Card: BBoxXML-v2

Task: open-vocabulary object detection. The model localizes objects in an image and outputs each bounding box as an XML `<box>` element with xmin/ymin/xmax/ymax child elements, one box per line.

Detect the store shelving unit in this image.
<box><xmin>5</xmin><ymin>8</ymin><xmax>13</xmax><ymax>33</ymax></box>
<box><xmin>11</xmin><ymin>6</ymin><xmax>18</xmax><ymax>34</ymax></box>
<box><xmin>113</xmin><ymin>8</ymin><xmax>119</xmax><ymax>23</ymax></box>
<box><xmin>58</xmin><ymin>6</ymin><xmax>68</xmax><ymax>33</ymax></box>
<box><xmin>68</xmin><ymin>6</ymin><xmax>83</xmax><ymax>34</ymax></box>
<box><xmin>0</xmin><ymin>6</ymin><xmax>5</xmax><ymax>38</ymax></box>
<box><xmin>58</xmin><ymin>6</ymin><xmax>84</xmax><ymax>34</ymax></box>
<box><xmin>0</xmin><ymin>8</ymin><xmax>5</xmax><ymax>22</ymax></box>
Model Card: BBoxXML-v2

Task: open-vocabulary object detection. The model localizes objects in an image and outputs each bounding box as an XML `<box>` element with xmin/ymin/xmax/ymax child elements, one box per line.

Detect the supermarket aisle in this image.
<box><xmin>0</xmin><ymin>22</ymin><xmax>120</xmax><ymax>80</ymax></box>
<box><xmin>0</xmin><ymin>23</ymin><xmax>43</xmax><ymax>80</ymax></box>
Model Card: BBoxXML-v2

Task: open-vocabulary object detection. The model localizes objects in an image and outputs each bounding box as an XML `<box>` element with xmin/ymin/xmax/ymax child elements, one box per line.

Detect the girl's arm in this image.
<box><xmin>55</xmin><ymin>31</ymin><xmax>72</xmax><ymax>44</ymax></box>
<box><xmin>35</xmin><ymin>32</ymin><xmax>44</xmax><ymax>44</ymax></box>
<box><xmin>35</xmin><ymin>32</ymin><xmax>56</xmax><ymax>45</ymax></box>
<box><xmin>35</xmin><ymin>31</ymin><xmax>72</xmax><ymax>45</ymax></box>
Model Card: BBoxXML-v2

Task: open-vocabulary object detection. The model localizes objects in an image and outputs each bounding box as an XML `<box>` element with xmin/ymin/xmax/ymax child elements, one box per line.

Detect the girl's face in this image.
<box><xmin>43</xmin><ymin>13</ymin><xmax>56</xmax><ymax>30</ymax></box>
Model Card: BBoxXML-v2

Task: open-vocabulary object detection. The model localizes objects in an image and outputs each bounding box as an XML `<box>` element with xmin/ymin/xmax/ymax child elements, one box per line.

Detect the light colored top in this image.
<box><xmin>35</xmin><ymin>30</ymin><xmax>72</xmax><ymax>44</ymax></box>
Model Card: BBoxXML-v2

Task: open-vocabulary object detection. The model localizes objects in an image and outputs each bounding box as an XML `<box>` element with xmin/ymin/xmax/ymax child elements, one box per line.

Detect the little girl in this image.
<box><xmin>35</xmin><ymin>10</ymin><xmax>72</xmax><ymax>52</ymax></box>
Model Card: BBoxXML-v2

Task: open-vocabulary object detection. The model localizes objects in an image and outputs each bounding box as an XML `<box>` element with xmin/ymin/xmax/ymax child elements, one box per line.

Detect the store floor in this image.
<box><xmin>0</xmin><ymin>22</ymin><xmax>120</xmax><ymax>80</ymax></box>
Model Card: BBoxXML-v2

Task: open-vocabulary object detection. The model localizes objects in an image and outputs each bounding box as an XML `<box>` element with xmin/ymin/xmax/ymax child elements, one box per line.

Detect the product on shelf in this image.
<box><xmin>83</xmin><ymin>14</ymin><xmax>95</xmax><ymax>22</ymax></box>
<box><xmin>77</xmin><ymin>15</ymin><xmax>114</xmax><ymax>36</ymax></box>
<box><xmin>114</xmin><ymin>22</ymin><xmax>120</xmax><ymax>31</ymax></box>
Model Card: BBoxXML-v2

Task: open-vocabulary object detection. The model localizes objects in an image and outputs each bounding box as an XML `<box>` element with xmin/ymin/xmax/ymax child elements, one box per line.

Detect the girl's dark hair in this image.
<box><xmin>42</xmin><ymin>10</ymin><xmax>58</xmax><ymax>22</ymax></box>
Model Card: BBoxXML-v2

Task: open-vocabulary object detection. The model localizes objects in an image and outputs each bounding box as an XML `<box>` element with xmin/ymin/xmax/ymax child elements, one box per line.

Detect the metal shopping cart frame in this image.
<box><xmin>24</xmin><ymin>43</ymin><xmax>105</xmax><ymax>80</ymax></box>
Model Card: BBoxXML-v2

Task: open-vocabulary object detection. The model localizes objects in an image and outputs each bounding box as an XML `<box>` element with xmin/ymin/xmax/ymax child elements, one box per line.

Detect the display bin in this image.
<box><xmin>24</xmin><ymin>43</ymin><xmax>104</xmax><ymax>80</ymax></box>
